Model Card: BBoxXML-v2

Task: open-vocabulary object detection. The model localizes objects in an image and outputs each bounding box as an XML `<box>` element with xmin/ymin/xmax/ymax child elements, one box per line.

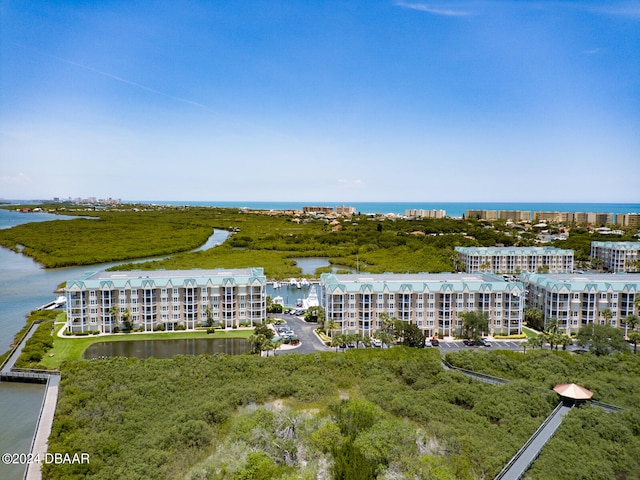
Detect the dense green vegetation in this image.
<box><xmin>0</xmin><ymin>207</ymin><xmax>213</xmax><ymax>267</ymax></box>
<box><xmin>13</xmin><ymin>319</ymin><xmax>55</xmax><ymax>368</ymax></box>
<box><xmin>0</xmin><ymin>205</ymin><xmax>520</xmax><ymax>277</ymax></box>
<box><xmin>445</xmin><ymin>349</ymin><xmax>640</xmax><ymax>479</ymax></box>
<box><xmin>552</xmin><ymin>227</ymin><xmax>638</xmax><ymax>263</ymax></box>
<box><xmin>0</xmin><ymin>309</ymin><xmax>59</xmax><ymax>367</ymax></box>
<box><xmin>44</xmin><ymin>348</ymin><xmax>565</xmax><ymax>480</ymax></box>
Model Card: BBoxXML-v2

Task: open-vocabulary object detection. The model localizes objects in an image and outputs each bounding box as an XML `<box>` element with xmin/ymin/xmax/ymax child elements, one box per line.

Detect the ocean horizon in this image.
<box><xmin>4</xmin><ymin>199</ymin><xmax>639</xmax><ymax>219</ymax></box>
<box><xmin>137</xmin><ymin>201</ymin><xmax>640</xmax><ymax>218</ymax></box>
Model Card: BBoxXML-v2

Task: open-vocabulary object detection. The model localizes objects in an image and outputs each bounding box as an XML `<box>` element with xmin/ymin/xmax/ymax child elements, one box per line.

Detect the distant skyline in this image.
<box><xmin>1</xmin><ymin>1</ymin><xmax>639</xmax><ymax>202</ymax></box>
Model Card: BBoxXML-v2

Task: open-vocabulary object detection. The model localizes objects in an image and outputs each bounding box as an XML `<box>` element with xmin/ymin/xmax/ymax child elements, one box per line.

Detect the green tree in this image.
<box><xmin>623</xmin><ymin>314</ymin><xmax>639</xmax><ymax>338</ymax></box>
<box><xmin>324</xmin><ymin>318</ymin><xmax>337</xmax><ymax>337</ymax></box>
<box><xmin>576</xmin><ymin>324</ymin><xmax>629</xmax><ymax>355</ymax></box>
<box><xmin>524</xmin><ymin>308</ymin><xmax>544</xmax><ymax>331</ymax></box>
<box><xmin>373</xmin><ymin>331</ymin><xmax>394</xmax><ymax>348</ymax></box>
<box><xmin>331</xmin><ymin>333</ymin><xmax>346</xmax><ymax>352</ymax></box>
<box><xmin>204</xmin><ymin>305</ymin><xmax>213</xmax><ymax>327</ymax></box>
<box><xmin>379</xmin><ymin>313</ymin><xmax>396</xmax><ymax>337</ymax></box>
<box><xmin>628</xmin><ymin>331</ymin><xmax>640</xmax><ymax>354</ymax></box>
<box><xmin>304</xmin><ymin>306</ymin><xmax>325</xmax><ymax>323</ymax></box>
<box><xmin>121</xmin><ymin>308</ymin><xmax>132</xmax><ymax>332</ymax></box>
<box><xmin>402</xmin><ymin>323</ymin><xmax>425</xmax><ymax>348</ymax></box>
<box><xmin>460</xmin><ymin>311</ymin><xmax>489</xmax><ymax>339</ymax></box>
<box><xmin>600</xmin><ymin>308</ymin><xmax>613</xmax><ymax>326</ymax></box>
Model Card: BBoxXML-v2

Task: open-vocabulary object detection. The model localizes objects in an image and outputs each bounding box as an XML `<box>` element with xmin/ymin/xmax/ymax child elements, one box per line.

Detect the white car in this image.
<box><xmin>372</xmin><ymin>338</ymin><xmax>382</xmax><ymax>347</ymax></box>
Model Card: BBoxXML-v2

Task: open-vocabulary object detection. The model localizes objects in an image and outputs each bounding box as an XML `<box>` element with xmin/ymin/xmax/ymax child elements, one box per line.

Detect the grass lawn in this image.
<box><xmin>522</xmin><ymin>325</ymin><xmax>542</xmax><ymax>339</ymax></box>
<box><xmin>40</xmin><ymin>323</ymin><xmax>253</xmax><ymax>369</ymax></box>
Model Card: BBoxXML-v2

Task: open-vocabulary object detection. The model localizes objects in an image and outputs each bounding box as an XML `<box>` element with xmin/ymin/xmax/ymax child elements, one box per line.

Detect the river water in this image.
<box><xmin>0</xmin><ymin>209</ymin><xmax>232</xmax><ymax>479</ymax></box>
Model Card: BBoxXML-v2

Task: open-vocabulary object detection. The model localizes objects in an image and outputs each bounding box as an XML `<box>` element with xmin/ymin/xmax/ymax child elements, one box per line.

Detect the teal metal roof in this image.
<box><xmin>520</xmin><ymin>272</ymin><xmax>640</xmax><ymax>292</ymax></box>
<box><xmin>67</xmin><ymin>268</ymin><xmax>266</xmax><ymax>290</ymax></box>
<box><xmin>591</xmin><ymin>241</ymin><xmax>640</xmax><ymax>250</ymax></box>
<box><xmin>320</xmin><ymin>273</ymin><xmax>523</xmax><ymax>294</ymax></box>
<box><xmin>455</xmin><ymin>246</ymin><xmax>573</xmax><ymax>255</ymax></box>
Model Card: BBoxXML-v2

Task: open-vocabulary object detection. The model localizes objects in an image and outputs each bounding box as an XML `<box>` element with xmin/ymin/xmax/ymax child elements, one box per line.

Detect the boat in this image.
<box><xmin>39</xmin><ymin>295</ymin><xmax>67</xmax><ymax>311</ymax></box>
<box><xmin>302</xmin><ymin>285</ymin><xmax>319</xmax><ymax>309</ymax></box>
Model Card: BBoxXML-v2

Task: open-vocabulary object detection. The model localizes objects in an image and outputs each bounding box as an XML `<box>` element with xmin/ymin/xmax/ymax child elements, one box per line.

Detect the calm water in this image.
<box><xmin>84</xmin><ymin>338</ymin><xmax>248</xmax><ymax>359</ymax></box>
<box><xmin>137</xmin><ymin>200</ymin><xmax>640</xmax><ymax>218</ymax></box>
<box><xmin>0</xmin><ymin>383</ymin><xmax>46</xmax><ymax>480</ymax></box>
<box><xmin>0</xmin><ymin>209</ymin><xmax>229</xmax><ymax>480</ymax></box>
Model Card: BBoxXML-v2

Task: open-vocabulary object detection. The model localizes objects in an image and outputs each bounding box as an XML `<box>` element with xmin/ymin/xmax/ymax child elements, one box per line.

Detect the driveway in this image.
<box><xmin>272</xmin><ymin>314</ymin><xmax>331</xmax><ymax>354</ymax></box>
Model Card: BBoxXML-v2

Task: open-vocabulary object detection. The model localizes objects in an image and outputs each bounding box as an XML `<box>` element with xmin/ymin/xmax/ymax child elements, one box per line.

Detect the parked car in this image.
<box><xmin>476</xmin><ymin>338</ymin><xmax>491</xmax><ymax>347</ymax></box>
<box><xmin>372</xmin><ymin>338</ymin><xmax>382</xmax><ymax>347</ymax></box>
<box><xmin>463</xmin><ymin>339</ymin><xmax>475</xmax><ymax>346</ymax></box>
<box><xmin>430</xmin><ymin>338</ymin><xmax>440</xmax><ymax>346</ymax></box>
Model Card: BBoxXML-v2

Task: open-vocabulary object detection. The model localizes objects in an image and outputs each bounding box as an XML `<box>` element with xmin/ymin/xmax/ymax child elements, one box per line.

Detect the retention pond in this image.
<box><xmin>83</xmin><ymin>338</ymin><xmax>249</xmax><ymax>359</ymax></box>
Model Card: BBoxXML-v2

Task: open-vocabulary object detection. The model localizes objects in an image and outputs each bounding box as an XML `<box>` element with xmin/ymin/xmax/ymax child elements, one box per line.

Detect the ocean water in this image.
<box><xmin>138</xmin><ymin>201</ymin><xmax>640</xmax><ymax>218</ymax></box>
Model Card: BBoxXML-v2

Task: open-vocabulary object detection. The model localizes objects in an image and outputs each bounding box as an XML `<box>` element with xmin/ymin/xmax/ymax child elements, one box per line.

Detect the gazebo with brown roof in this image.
<box><xmin>553</xmin><ymin>383</ymin><xmax>593</xmax><ymax>405</ymax></box>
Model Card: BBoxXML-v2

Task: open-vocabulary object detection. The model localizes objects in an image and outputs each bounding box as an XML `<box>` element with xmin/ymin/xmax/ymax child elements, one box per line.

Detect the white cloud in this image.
<box><xmin>394</xmin><ymin>1</ymin><xmax>473</xmax><ymax>16</ymax></box>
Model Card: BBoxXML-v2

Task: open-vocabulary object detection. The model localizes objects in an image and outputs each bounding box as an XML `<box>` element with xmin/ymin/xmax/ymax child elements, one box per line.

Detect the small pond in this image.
<box><xmin>290</xmin><ymin>257</ymin><xmax>354</xmax><ymax>275</ymax></box>
<box><xmin>83</xmin><ymin>338</ymin><xmax>249</xmax><ymax>359</ymax></box>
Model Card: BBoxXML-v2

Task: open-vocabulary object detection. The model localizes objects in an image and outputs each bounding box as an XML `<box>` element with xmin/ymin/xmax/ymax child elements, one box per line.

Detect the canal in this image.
<box><xmin>0</xmin><ymin>208</ymin><xmax>232</xmax><ymax>480</ymax></box>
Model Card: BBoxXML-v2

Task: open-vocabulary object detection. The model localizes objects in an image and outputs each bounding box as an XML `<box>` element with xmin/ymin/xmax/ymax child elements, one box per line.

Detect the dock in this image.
<box><xmin>1</xmin><ymin>320</ymin><xmax>60</xmax><ymax>480</ymax></box>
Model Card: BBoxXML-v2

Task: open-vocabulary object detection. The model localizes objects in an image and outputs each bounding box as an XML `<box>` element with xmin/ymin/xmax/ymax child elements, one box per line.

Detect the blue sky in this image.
<box><xmin>1</xmin><ymin>1</ymin><xmax>639</xmax><ymax>202</ymax></box>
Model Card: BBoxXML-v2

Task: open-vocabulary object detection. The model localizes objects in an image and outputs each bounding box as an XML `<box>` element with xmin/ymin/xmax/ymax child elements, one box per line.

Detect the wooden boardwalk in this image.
<box><xmin>24</xmin><ymin>374</ymin><xmax>60</xmax><ymax>480</ymax></box>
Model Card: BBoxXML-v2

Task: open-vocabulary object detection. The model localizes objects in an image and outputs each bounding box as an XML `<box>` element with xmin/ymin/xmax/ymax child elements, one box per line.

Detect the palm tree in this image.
<box><xmin>634</xmin><ymin>295</ymin><xmax>640</xmax><ymax>316</ymax></box>
<box><xmin>558</xmin><ymin>334</ymin><xmax>573</xmax><ymax>351</ymax></box>
<box><xmin>628</xmin><ymin>331</ymin><xmax>640</xmax><ymax>354</ymax></box>
<box><xmin>324</xmin><ymin>318</ymin><xmax>336</xmax><ymax>338</ymax></box>
<box><xmin>379</xmin><ymin>313</ymin><xmax>395</xmax><ymax>336</ymax></box>
<box><xmin>121</xmin><ymin>308</ymin><xmax>132</xmax><ymax>332</ymax></box>
<box><xmin>600</xmin><ymin>308</ymin><xmax>613</xmax><ymax>326</ymax></box>
<box><xmin>272</xmin><ymin>337</ymin><xmax>283</xmax><ymax>356</ymax></box>
<box><xmin>331</xmin><ymin>334</ymin><xmax>346</xmax><ymax>352</ymax></box>
<box><xmin>204</xmin><ymin>306</ymin><xmax>213</xmax><ymax>327</ymax></box>
<box><xmin>108</xmin><ymin>305</ymin><xmax>119</xmax><ymax>333</ymax></box>
<box><xmin>623</xmin><ymin>314</ymin><xmax>639</xmax><ymax>338</ymax></box>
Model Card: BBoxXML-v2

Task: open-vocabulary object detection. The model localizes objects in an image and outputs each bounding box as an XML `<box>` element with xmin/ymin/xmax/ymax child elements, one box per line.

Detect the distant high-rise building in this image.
<box><xmin>616</xmin><ymin>213</ymin><xmax>640</xmax><ymax>228</ymax></box>
<box><xmin>405</xmin><ymin>209</ymin><xmax>446</xmax><ymax>219</ymax></box>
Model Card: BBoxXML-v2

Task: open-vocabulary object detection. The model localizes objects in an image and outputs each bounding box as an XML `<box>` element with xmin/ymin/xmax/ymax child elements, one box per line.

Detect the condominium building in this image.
<box><xmin>591</xmin><ymin>242</ymin><xmax>640</xmax><ymax>272</ymax></box>
<box><xmin>465</xmin><ymin>210</ymin><xmax>530</xmax><ymax>221</ymax></box>
<box><xmin>533</xmin><ymin>211</ymin><xmax>575</xmax><ymax>223</ymax></box>
<box><xmin>303</xmin><ymin>206</ymin><xmax>333</xmax><ymax>214</ymax></box>
<box><xmin>616</xmin><ymin>213</ymin><xmax>640</xmax><ymax>228</ymax></box>
<box><xmin>319</xmin><ymin>272</ymin><xmax>524</xmax><ymax>338</ymax></box>
<box><xmin>65</xmin><ymin>268</ymin><xmax>267</xmax><ymax>333</ymax></box>
<box><xmin>521</xmin><ymin>272</ymin><xmax>640</xmax><ymax>334</ymax></box>
<box><xmin>497</xmin><ymin>210</ymin><xmax>531</xmax><ymax>222</ymax></box>
<box><xmin>466</xmin><ymin>210</ymin><xmax>498</xmax><ymax>221</ymax></box>
<box><xmin>455</xmin><ymin>246</ymin><xmax>574</xmax><ymax>274</ymax></box>
<box><xmin>405</xmin><ymin>209</ymin><xmax>446</xmax><ymax>219</ymax></box>
<box><xmin>335</xmin><ymin>205</ymin><xmax>356</xmax><ymax>216</ymax></box>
